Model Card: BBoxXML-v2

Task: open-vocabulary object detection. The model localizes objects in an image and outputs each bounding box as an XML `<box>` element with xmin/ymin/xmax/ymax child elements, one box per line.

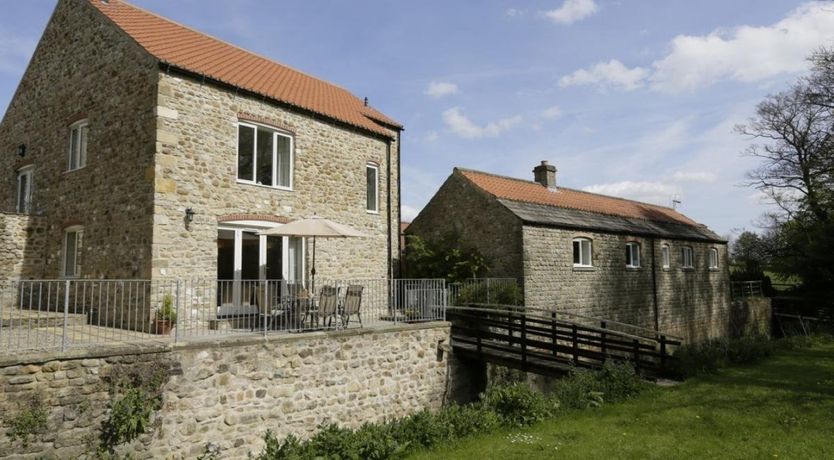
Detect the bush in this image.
<box><xmin>670</xmin><ymin>335</ymin><xmax>775</xmax><ymax>378</ymax></box>
<box><xmin>479</xmin><ymin>383</ymin><xmax>558</xmax><ymax>427</ymax></box>
<box><xmin>456</xmin><ymin>282</ymin><xmax>523</xmax><ymax>306</ymax></box>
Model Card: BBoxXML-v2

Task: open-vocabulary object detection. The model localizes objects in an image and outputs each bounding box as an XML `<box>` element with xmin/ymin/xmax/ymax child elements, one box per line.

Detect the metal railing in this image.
<box><xmin>448</xmin><ymin>278</ymin><xmax>520</xmax><ymax>306</ymax></box>
<box><xmin>0</xmin><ymin>278</ymin><xmax>447</xmax><ymax>354</ymax></box>
<box><xmin>731</xmin><ymin>280</ymin><xmax>764</xmax><ymax>299</ymax></box>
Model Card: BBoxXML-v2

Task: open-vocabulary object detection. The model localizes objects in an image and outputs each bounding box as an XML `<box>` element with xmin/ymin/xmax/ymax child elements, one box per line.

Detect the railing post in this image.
<box><xmin>263</xmin><ymin>281</ymin><xmax>269</xmax><ymax>337</ymax></box>
<box><xmin>633</xmin><ymin>339</ymin><xmax>641</xmax><ymax>373</ymax></box>
<box><xmin>550</xmin><ymin>312</ymin><xmax>557</xmax><ymax>357</ymax></box>
<box><xmin>571</xmin><ymin>324</ymin><xmax>578</xmax><ymax>364</ymax></box>
<box><xmin>520</xmin><ymin>313</ymin><xmax>527</xmax><ymax>368</ymax></box>
<box><xmin>486</xmin><ymin>278</ymin><xmax>491</xmax><ymax>305</ymax></box>
<box><xmin>174</xmin><ymin>280</ymin><xmax>181</xmax><ymax>343</ymax></box>
<box><xmin>62</xmin><ymin>280</ymin><xmax>70</xmax><ymax>352</ymax></box>
<box><xmin>660</xmin><ymin>335</ymin><xmax>667</xmax><ymax>373</ymax></box>
<box><xmin>600</xmin><ymin>321</ymin><xmax>607</xmax><ymax>359</ymax></box>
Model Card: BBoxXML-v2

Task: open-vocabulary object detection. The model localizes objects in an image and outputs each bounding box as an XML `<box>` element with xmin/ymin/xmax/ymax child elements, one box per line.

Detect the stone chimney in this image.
<box><xmin>533</xmin><ymin>161</ymin><xmax>557</xmax><ymax>189</ymax></box>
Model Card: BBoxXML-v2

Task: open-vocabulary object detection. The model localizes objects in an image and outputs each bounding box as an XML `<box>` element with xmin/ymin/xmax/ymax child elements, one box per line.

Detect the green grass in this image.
<box><xmin>410</xmin><ymin>343</ymin><xmax>834</xmax><ymax>460</ymax></box>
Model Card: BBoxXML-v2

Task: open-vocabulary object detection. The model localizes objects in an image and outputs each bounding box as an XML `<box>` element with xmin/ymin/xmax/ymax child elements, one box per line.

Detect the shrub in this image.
<box><xmin>550</xmin><ymin>367</ymin><xmax>604</xmax><ymax>411</ymax></box>
<box><xmin>670</xmin><ymin>334</ymin><xmax>775</xmax><ymax>378</ymax></box>
<box><xmin>435</xmin><ymin>404</ymin><xmax>500</xmax><ymax>438</ymax></box>
<box><xmin>6</xmin><ymin>394</ymin><xmax>48</xmax><ymax>447</ymax></box>
<box><xmin>594</xmin><ymin>360</ymin><xmax>646</xmax><ymax>403</ymax></box>
<box><xmin>479</xmin><ymin>383</ymin><xmax>558</xmax><ymax>427</ymax></box>
<box><xmin>254</xmin><ymin>431</ymin><xmax>306</xmax><ymax>460</ymax></box>
<box><xmin>456</xmin><ymin>282</ymin><xmax>523</xmax><ymax>306</ymax></box>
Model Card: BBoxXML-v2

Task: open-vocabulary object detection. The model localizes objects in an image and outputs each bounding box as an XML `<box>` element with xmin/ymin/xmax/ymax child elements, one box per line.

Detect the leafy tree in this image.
<box><xmin>403</xmin><ymin>232</ymin><xmax>488</xmax><ymax>283</ymax></box>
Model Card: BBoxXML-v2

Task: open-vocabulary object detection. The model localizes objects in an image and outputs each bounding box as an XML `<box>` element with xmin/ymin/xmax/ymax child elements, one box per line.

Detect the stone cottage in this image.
<box><xmin>408</xmin><ymin>163</ymin><xmax>733</xmax><ymax>342</ymax></box>
<box><xmin>0</xmin><ymin>0</ymin><xmax>402</xmax><ymax>290</ymax></box>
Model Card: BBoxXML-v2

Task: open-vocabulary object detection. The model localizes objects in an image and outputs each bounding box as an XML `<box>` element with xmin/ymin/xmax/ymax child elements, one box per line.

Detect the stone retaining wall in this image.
<box><xmin>0</xmin><ymin>322</ymin><xmax>451</xmax><ymax>459</ymax></box>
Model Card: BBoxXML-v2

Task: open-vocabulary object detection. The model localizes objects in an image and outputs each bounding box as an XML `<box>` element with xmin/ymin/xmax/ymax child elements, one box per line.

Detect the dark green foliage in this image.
<box><xmin>455</xmin><ymin>281</ymin><xmax>523</xmax><ymax>306</ymax></box>
<box><xmin>6</xmin><ymin>394</ymin><xmax>48</xmax><ymax>447</ymax></box>
<box><xmin>670</xmin><ymin>335</ymin><xmax>777</xmax><ymax>378</ymax></box>
<box><xmin>252</xmin><ymin>365</ymin><xmax>647</xmax><ymax>460</ymax></box>
<box><xmin>98</xmin><ymin>362</ymin><xmax>169</xmax><ymax>454</ymax></box>
<box><xmin>479</xmin><ymin>383</ymin><xmax>558</xmax><ymax>427</ymax></box>
<box><xmin>403</xmin><ymin>233</ymin><xmax>488</xmax><ymax>283</ymax></box>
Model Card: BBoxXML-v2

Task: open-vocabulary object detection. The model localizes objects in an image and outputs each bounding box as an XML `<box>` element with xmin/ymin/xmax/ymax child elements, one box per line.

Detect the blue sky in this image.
<box><xmin>3</xmin><ymin>1</ymin><xmax>834</xmax><ymax>237</ymax></box>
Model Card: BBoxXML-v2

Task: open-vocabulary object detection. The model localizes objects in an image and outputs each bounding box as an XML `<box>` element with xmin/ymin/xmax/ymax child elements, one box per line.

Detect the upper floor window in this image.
<box><xmin>237</xmin><ymin>122</ymin><xmax>293</xmax><ymax>189</ymax></box>
<box><xmin>366</xmin><ymin>163</ymin><xmax>379</xmax><ymax>213</ymax></box>
<box><xmin>573</xmin><ymin>238</ymin><xmax>592</xmax><ymax>267</ymax></box>
<box><xmin>625</xmin><ymin>242</ymin><xmax>641</xmax><ymax>268</ymax></box>
<box><xmin>709</xmin><ymin>248</ymin><xmax>719</xmax><ymax>269</ymax></box>
<box><xmin>67</xmin><ymin>120</ymin><xmax>88</xmax><ymax>171</ymax></box>
<box><xmin>16</xmin><ymin>166</ymin><xmax>33</xmax><ymax>214</ymax></box>
<box><xmin>661</xmin><ymin>244</ymin><xmax>670</xmax><ymax>269</ymax></box>
<box><xmin>681</xmin><ymin>246</ymin><xmax>694</xmax><ymax>269</ymax></box>
<box><xmin>63</xmin><ymin>226</ymin><xmax>83</xmax><ymax>278</ymax></box>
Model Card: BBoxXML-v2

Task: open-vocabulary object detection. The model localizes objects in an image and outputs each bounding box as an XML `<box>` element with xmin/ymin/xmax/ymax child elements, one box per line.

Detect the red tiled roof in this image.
<box><xmin>458</xmin><ymin>169</ymin><xmax>700</xmax><ymax>226</ymax></box>
<box><xmin>88</xmin><ymin>0</ymin><xmax>400</xmax><ymax>137</ymax></box>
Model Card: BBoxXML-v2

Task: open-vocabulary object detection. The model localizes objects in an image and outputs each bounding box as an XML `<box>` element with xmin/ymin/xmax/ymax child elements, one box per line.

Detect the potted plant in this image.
<box><xmin>154</xmin><ymin>294</ymin><xmax>177</xmax><ymax>335</ymax></box>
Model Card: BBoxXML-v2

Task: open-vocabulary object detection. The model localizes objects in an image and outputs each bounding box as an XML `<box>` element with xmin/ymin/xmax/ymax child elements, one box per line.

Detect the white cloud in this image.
<box><xmin>424</xmin><ymin>131</ymin><xmax>439</xmax><ymax>142</ymax></box>
<box><xmin>583</xmin><ymin>181</ymin><xmax>681</xmax><ymax>206</ymax></box>
<box><xmin>671</xmin><ymin>171</ymin><xmax>718</xmax><ymax>183</ymax></box>
<box><xmin>541</xmin><ymin>106</ymin><xmax>563</xmax><ymax>119</ymax></box>
<box><xmin>442</xmin><ymin>107</ymin><xmax>522</xmax><ymax>139</ymax></box>
<box><xmin>558</xmin><ymin>59</ymin><xmax>648</xmax><ymax>91</ymax></box>
<box><xmin>505</xmin><ymin>8</ymin><xmax>526</xmax><ymax>18</ymax></box>
<box><xmin>650</xmin><ymin>2</ymin><xmax>834</xmax><ymax>92</ymax></box>
<box><xmin>424</xmin><ymin>81</ymin><xmax>459</xmax><ymax>98</ymax></box>
<box><xmin>401</xmin><ymin>205</ymin><xmax>420</xmax><ymax>222</ymax></box>
<box><xmin>545</xmin><ymin>0</ymin><xmax>599</xmax><ymax>25</ymax></box>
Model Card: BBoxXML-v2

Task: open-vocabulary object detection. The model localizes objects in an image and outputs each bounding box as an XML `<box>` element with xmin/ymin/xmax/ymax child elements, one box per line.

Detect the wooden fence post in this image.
<box><xmin>633</xmin><ymin>339</ymin><xmax>641</xmax><ymax>373</ymax></box>
<box><xmin>521</xmin><ymin>313</ymin><xmax>527</xmax><ymax>368</ymax></box>
<box><xmin>551</xmin><ymin>312</ymin><xmax>558</xmax><ymax>357</ymax></box>
<box><xmin>572</xmin><ymin>324</ymin><xmax>579</xmax><ymax>364</ymax></box>
<box><xmin>659</xmin><ymin>335</ymin><xmax>667</xmax><ymax>373</ymax></box>
<box><xmin>600</xmin><ymin>320</ymin><xmax>607</xmax><ymax>359</ymax></box>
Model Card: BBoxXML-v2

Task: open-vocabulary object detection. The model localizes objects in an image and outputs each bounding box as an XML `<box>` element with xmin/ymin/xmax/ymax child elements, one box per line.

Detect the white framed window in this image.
<box><xmin>681</xmin><ymin>246</ymin><xmax>694</xmax><ymax>269</ymax></box>
<box><xmin>16</xmin><ymin>166</ymin><xmax>33</xmax><ymax>213</ymax></box>
<box><xmin>237</xmin><ymin>122</ymin><xmax>293</xmax><ymax>189</ymax></box>
<box><xmin>625</xmin><ymin>242</ymin><xmax>641</xmax><ymax>268</ymax></box>
<box><xmin>67</xmin><ymin>120</ymin><xmax>88</xmax><ymax>171</ymax></box>
<box><xmin>63</xmin><ymin>227</ymin><xmax>83</xmax><ymax>278</ymax></box>
<box><xmin>366</xmin><ymin>163</ymin><xmax>379</xmax><ymax>213</ymax></box>
<box><xmin>709</xmin><ymin>248</ymin><xmax>719</xmax><ymax>269</ymax></box>
<box><xmin>572</xmin><ymin>238</ymin><xmax>593</xmax><ymax>267</ymax></box>
<box><xmin>661</xmin><ymin>244</ymin><xmax>670</xmax><ymax>269</ymax></box>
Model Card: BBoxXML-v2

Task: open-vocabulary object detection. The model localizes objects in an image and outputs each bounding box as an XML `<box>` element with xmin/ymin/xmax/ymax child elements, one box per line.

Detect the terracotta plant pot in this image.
<box><xmin>154</xmin><ymin>319</ymin><xmax>173</xmax><ymax>335</ymax></box>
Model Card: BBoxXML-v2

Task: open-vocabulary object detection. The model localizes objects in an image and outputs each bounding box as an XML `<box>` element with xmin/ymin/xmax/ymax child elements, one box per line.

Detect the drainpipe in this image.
<box><xmin>651</xmin><ymin>237</ymin><xmax>659</xmax><ymax>331</ymax></box>
<box><xmin>387</xmin><ymin>139</ymin><xmax>393</xmax><ymax>281</ymax></box>
<box><xmin>396</xmin><ymin>130</ymin><xmax>402</xmax><ymax>278</ymax></box>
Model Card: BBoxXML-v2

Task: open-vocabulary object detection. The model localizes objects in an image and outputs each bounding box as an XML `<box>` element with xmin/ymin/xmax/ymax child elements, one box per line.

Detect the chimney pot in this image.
<box><xmin>533</xmin><ymin>161</ymin><xmax>557</xmax><ymax>189</ymax></box>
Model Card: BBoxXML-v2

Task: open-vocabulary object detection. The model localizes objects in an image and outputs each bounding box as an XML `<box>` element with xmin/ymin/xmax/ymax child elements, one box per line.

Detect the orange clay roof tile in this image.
<box><xmin>458</xmin><ymin>168</ymin><xmax>701</xmax><ymax>227</ymax></box>
<box><xmin>88</xmin><ymin>0</ymin><xmax>400</xmax><ymax>137</ymax></box>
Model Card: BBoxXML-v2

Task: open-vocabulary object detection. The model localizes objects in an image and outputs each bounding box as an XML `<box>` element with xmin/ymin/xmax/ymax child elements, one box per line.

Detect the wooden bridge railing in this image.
<box><xmin>447</xmin><ymin>305</ymin><xmax>682</xmax><ymax>376</ymax></box>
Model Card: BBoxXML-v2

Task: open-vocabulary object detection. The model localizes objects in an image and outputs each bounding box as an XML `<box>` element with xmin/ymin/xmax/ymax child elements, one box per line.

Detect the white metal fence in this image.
<box><xmin>0</xmin><ymin>278</ymin><xmax>447</xmax><ymax>354</ymax></box>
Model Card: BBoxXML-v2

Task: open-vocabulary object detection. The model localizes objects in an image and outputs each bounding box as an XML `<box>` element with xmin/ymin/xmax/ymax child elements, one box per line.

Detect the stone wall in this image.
<box><xmin>406</xmin><ymin>171</ymin><xmax>524</xmax><ymax>280</ymax></box>
<box><xmin>0</xmin><ymin>213</ymin><xmax>46</xmax><ymax>281</ymax></box>
<box><xmin>522</xmin><ymin>226</ymin><xmax>733</xmax><ymax>342</ymax></box>
<box><xmin>0</xmin><ymin>0</ymin><xmax>158</xmax><ymax>279</ymax></box>
<box><xmin>150</xmin><ymin>72</ymin><xmax>400</xmax><ymax>281</ymax></box>
<box><xmin>0</xmin><ymin>322</ymin><xmax>450</xmax><ymax>459</ymax></box>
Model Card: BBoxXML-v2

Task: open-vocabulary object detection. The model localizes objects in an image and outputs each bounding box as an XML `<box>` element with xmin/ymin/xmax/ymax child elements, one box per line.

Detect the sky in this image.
<box><xmin>3</xmin><ymin>0</ymin><xmax>834</xmax><ymax>238</ymax></box>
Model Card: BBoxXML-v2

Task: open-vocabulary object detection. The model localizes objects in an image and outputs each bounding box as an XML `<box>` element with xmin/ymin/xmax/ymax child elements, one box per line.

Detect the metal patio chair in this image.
<box><xmin>341</xmin><ymin>285</ymin><xmax>364</xmax><ymax>327</ymax></box>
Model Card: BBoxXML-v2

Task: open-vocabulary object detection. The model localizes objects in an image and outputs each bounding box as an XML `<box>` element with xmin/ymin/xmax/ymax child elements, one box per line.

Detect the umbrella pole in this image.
<box><xmin>311</xmin><ymin>236</ymin><xmax>317</xmax><ymax>296</ymax></box>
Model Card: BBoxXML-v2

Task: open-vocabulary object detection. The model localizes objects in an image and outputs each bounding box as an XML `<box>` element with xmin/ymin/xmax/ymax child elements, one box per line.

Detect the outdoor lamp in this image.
<box><xmin>185</xmin><ymin>207</ymin><xmax>196</xmax><ymax>224</ymax></box>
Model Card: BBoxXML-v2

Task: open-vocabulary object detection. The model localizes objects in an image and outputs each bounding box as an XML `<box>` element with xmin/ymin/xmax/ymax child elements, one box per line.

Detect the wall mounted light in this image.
<box><xmin>185</xmin><ymin>207</ymin><xmax>196</xmax><ymax>224</ymax></box>
<box><xmin>16</xmin><ymin>144</ymin><xmax>26</xmax><ymax>157</ymax></box>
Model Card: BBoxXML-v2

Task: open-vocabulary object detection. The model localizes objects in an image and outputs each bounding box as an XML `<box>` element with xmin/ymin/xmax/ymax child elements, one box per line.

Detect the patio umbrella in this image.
<box><xmin>259</xmin><ymin>216</ymin><xmax>367</xmax><ymax>295</ymax></box>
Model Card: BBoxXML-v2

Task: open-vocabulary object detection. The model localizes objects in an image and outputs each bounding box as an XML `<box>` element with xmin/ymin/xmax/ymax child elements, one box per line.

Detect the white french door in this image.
<box><xmin>217</xmin><ymin>224</ymin><xmax>304</xmax><ymax>307</ymax></box>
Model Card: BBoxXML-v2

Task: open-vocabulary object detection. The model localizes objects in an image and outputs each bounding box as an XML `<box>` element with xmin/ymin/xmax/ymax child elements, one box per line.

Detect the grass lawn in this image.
<box><xmin>410</xmin><ymin>343</ymin><xmax>834</xmax><ymax>460</ymax></box>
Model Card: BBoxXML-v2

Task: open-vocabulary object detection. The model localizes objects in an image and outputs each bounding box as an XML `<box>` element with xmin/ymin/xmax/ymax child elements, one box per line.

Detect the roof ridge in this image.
<box><xmin>102</xmin><ymin>0</ymin><xmax>355</xmax><ymax>95</ymax></box>
<box><xmin>456</xmin><ymin>167</ymin><xmax>680</xmax><ymax>212</ymax></box>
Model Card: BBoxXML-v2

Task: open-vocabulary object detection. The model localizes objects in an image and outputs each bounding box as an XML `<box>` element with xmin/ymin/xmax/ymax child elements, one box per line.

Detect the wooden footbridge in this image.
<box><xmin>447</xmin><ymin>305</ymin><xmax>683</xmax><ymax>377</ymax></box>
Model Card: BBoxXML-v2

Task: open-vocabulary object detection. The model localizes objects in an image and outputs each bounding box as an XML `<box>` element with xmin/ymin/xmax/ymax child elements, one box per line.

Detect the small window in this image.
<box><xmin>661</xmin><ymin>244</ymin><xmax>670</xmax><ymax>269</ymax></box>
<box><xmin>16</xmin><ymin>166</ymin><xmax>33</xmax><ymax>213</ymax></box>
<box><xmin>681</xmin><ymin>246</ymin><xmax>694</xmax><ymax>269</ymax></box>
<box><xmin>237</xmin><ymin>122</ymin><xmax>293</xmax><ymax>189</ymax></box>
<box><xmin>63</xmin><ymin>227</ymin><xmax>83</xmax><ymax>278</ymax></box>
<box><xmin>366</xmin><ymin>163</ymin><xmax>379</xmax><ymax>213</ymax></box>
<box><xmin>625</xmin><ymin>242</ymin><xmax>641</xmax><ymax>268</ymax></box>
<box><xmin>572</xmin><ymin>238</ymin><xmax>592</xmax><ymax>267</ymax></box>
<box><xmin>68</xmin><ymin>120</ymin><xmax>88</xmax><ymax>171</ymax></box>
<box><xmin>709</xmin><ymin>248</ymin><xmax>719</xmax><ymax>269</ymax></box>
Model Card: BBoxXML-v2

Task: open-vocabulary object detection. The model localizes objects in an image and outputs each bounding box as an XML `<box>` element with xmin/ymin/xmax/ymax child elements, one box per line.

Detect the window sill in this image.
<box><xmin>625</xmin><ymin>266</ymin><xmax>642</xmax><ymax>271</ymax></box>
<box><xmin>661</xmin><ymin>266</ymin><xmax>671</xmax><ymax>271</ymax></box>
<box><xmin>708</xmin><ymin>268</ymin><xmax>720</xmax><ymax>272</ymax></box>
<box><xmin>236</xmin><ymin>180</ymin><xmax>293</xmax><ymax>192</ymax></box>
<box><xmin>572</xmin><ymin>266</ymin><xmax>596</xmax><ymax>272</ymax></box>
<box><xmin>681</xmin><ymin>267</ymin><xmax>695</xmax><ymax>272</ymax></box>
<box><xmin>366</xmin><ymin>210</ymin><xmax>380</xmax><ymax>215</ymax></box>
<box><xmin>64</xmin><ymin>166</ymin><xmax>87</xmax><ymax>174</ymax></box>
